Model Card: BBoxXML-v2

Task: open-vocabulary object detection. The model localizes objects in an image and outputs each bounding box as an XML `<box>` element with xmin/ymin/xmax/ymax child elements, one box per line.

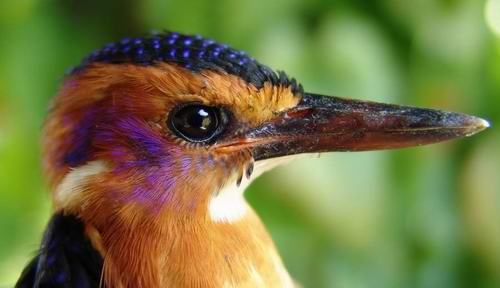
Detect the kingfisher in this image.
<box><xmin>16</xmin><ymin>31</ymin><xmax>489</xmax><ymax>288</ymax></box>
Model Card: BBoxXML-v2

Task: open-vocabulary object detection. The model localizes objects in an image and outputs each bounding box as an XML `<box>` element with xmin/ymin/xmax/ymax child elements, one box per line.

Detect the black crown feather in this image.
<box><xmin>76</xmin><ymin>31</ymin><xmax>303</xmax><ymax>95</ymax></box>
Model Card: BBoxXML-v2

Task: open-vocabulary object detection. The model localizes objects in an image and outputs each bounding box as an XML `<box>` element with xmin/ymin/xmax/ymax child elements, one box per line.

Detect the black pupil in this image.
<box><xmin>170</xmin><ymin>104</ymin><xmax>220</xmax><ymax>142</ymax></box>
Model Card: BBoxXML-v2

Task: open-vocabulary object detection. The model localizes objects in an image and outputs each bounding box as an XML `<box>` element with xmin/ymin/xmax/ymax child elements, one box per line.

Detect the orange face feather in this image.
<box><xmin>43</xmin><ymin>62</ymin><xmax>300</xmax><ymax>287</ymax></box>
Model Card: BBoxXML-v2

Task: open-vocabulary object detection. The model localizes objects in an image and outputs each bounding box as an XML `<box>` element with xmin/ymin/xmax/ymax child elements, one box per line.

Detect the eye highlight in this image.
<box><xmin>168</xmin><ymin>103</ymin><xmax>226</xmax><ymax>143</ymax></box>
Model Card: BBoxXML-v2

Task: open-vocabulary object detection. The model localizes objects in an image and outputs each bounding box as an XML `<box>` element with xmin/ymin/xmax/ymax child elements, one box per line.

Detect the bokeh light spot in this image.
<box><xmin>485</xmin><ymin>0</ymin><xmax>500</xmax><ymax>36</ymax></box>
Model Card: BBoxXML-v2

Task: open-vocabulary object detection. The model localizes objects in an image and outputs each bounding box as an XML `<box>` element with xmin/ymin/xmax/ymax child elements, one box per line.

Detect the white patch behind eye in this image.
<box><xmin>55</xmin><ymin>160</ymin><xmax>109</xmax><ymax>209</ymax></box>
<box><xmin>209</xmin><ymin>155</ymin><xmax>302</xmax><ymax>223</ymax></box>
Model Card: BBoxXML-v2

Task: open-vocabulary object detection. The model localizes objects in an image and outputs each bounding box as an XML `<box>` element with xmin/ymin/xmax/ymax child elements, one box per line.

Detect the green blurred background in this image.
<box><xmin>1</xmin><ymin>0</ymin><xmax>499</xmax><ymax>287</ymax></box>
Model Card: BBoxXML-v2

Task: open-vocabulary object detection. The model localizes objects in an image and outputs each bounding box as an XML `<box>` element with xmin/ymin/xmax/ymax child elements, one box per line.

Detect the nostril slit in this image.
<box><xmin>285</xmin><ymin>108</ymin><xmax>313</xmax><ymax>119</ymax></box>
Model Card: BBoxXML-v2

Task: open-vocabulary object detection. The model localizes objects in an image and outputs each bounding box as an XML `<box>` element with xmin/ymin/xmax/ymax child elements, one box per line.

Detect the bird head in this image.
<box><xmin>43</xmin><ymin>32</ymin><xmax>489</xmax><ymax>225</ymax></box>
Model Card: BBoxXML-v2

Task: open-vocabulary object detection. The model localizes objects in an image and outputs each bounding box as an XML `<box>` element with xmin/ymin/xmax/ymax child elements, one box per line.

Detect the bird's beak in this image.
<box><xmin>222</xmin><ymin>93</ymin><xmax>490</xmax><ymax>161</ymax></box>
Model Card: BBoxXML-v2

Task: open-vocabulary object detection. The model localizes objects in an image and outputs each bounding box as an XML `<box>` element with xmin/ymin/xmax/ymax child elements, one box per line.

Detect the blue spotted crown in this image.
<box><xmin>77</xmin><ymin>31</ymin><xmax>302</xmax><ymax>94</ymax></box>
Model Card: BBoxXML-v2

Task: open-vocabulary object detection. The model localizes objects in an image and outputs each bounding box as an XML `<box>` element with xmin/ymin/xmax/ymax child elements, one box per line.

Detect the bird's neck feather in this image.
<box><xmin>54</xmin><ymin>158</ymin><xmax>297</xmax><ymax>287</ymax></box>
<box><xmin>93</xmin><ymin>207</ymin><xmax>292</xmax><ymax>287</ymax></box>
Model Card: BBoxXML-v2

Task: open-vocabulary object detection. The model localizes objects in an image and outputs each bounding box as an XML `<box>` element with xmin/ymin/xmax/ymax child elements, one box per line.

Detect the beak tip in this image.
<box><xmin>479</xmin><ymin>118</ymin><xmax>491</xmax><ymax>129</ymax></box>
<box><xmin>467</xmin><ymin>116</ymin><xmax>490</xmax><ymax>136</ymax></box>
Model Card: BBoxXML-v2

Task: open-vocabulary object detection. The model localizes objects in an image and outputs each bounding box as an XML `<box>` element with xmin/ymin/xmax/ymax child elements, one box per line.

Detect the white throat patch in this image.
<box><xmin>54</xmin><ymin>157</ymin><xmax>300</xmax><ymax>223</ymax></box>
<box><xmin>208</xmin><ymin>155</ymin><xmax>301</xmax><ymax>223</ymax></box>
<box><xmin>208</xmin><ymin>178</ymin><xmax>249</xmax><ymax>223</ymax></box>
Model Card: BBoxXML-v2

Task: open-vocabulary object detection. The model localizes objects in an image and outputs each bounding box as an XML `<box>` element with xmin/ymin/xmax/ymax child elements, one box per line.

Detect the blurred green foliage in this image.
<box><xmin>1</xmin><ymin>0</ymin><xmax>499</xmax><ymax>287</ymax></box>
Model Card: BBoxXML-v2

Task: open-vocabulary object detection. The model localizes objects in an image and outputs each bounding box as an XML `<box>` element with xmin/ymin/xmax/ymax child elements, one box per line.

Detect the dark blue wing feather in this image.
<box><xmin>16</xmin><ymin>213</ymin><xmax>104</xmax><ymax>288</ymax></box>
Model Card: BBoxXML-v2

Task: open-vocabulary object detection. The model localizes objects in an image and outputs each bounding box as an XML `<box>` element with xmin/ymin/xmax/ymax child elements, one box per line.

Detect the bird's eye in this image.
<box><xmin>168</xmin><ymin>103</ymin><xmax>225</xmax><ymax>143</ymax></box>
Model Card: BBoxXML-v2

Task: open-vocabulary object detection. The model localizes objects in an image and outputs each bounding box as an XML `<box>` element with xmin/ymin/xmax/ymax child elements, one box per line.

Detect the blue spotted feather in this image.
<box><xmin>75</xmin><ymin>31</ymin><xmax>302</xmax><ymax>94</ymax></box>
